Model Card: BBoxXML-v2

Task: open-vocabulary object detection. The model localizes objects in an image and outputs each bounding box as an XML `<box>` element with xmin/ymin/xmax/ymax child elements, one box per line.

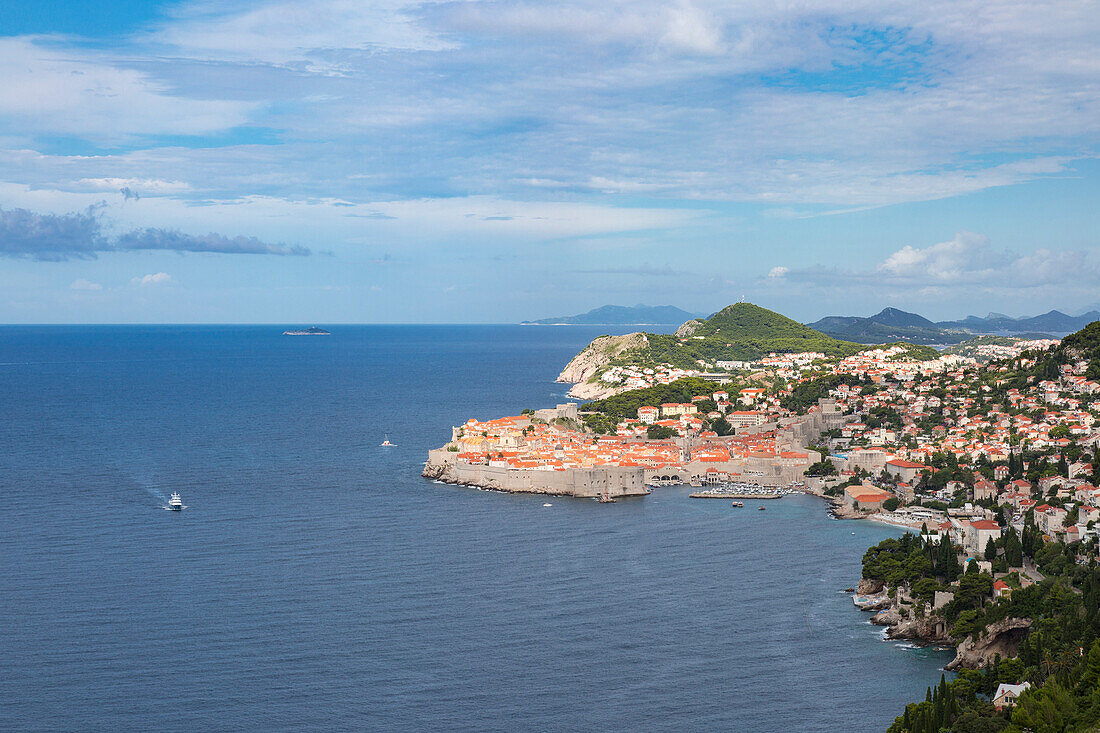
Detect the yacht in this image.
<box><xmin>168</xmin><ymin>492</ymin><xmax>184</xmax><ymax>511</ymax></box>
<box><xmin>381</xmin><ymin>434</ymin><xmax>394</xmax><ymax>447</ymax></box>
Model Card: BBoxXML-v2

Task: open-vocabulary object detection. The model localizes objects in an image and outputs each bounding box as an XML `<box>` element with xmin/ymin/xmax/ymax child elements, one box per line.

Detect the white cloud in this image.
<box><xmin>70</xmin><ymin>279</ymin><xmax>103</xmax><ymax>291</ymax></box>
<box><xmin>147</xmin><ymin>0</ymin><xmax>455</xmax><ymax>71</ymax></box>
<box><xmin>767</xmin><ymin>266</ymin><xmax>788</xmax><ymax>278</ymax></box>
<box><xmin>781</xmin><ymin>232</ymin><xmax>1100</xmax><ymax>292</ymax></box>
<box><xmin>877</xmin><ymin>231</ymin><xmax>1007</xmax><ymax>282</ymax></box>
<box><xmin>131</xmin><ymin>272</ymin><xmax>173</xmax><ymax>286</ymax></box>
<box><xmin>0</xmin><ymin>38</ymin><xmax>253</xmax><ymax>140</ymax></box>
<box><xmin>75</xmin><ymin>178</ymin><xmax>192</xmax><ymax>194</ymax></box>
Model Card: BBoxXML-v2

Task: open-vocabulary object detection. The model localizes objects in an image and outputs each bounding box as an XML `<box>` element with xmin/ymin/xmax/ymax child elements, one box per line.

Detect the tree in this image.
<box><xmin>883</xmin><ymin>496</ymin><xmax>900</xmax><ymax>512</ymax></box>
<box><xmin>912</xmin><ymin>577</ymin><xmax>942</xmax><ymax>605</ymax></box>
<box><xmin>1011</xmin><ymin>682</ymin><xmax>1076</xmax><ymax>732</ymax></box>
<box><xmin>985</xmin><ymin>537</ymin><xmax>998</xmax><ymax>562</ymax></box>
<box><xmin>710</xmin><ymin>417</ymin><xmax>733</xmax><ymax>436</ymax></box>
<box><xmin>939</xmin><ymin>538</ymin><xmax>962</xmax><ymax>582</ymax></box>
<box><xmin>647</xmin><ymin>425</ymin><xmax>676</xmax><ymax>440</ymax></box>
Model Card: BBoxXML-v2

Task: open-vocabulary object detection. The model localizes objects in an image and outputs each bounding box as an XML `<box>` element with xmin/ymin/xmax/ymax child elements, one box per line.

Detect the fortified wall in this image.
<box><xmin>781</xmin><ymin>398</ymin><xmax>848</xmax><ymax>447</ymax></box>
<box><xmin>424</xmin><ymin>448</ymin><xmax>648</xmax><ymax>498</ymax></box>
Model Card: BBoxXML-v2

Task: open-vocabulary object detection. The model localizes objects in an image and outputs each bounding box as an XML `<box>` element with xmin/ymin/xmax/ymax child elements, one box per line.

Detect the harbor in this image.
<box><xmin>687</xmin><ymin>482</ymin><xmax>799</xmax><ymax>500</ymax></box>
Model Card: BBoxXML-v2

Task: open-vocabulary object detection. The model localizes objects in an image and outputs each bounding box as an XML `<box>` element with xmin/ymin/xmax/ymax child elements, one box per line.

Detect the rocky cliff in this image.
<box><xmin>674</xmin><ymin>319</ymin><xmax>705</xmax><ymax>337</ymax></box>
<box><xmin>857</xmin><ymin>585</ymin><xmax>1032</xmax><ymax>670</ymax></box>
<box><xmin>945</xmin><ymin>618</ymin><xmax>1031</xmax><ymax>670</ymax></box>
<box><xmin>556</xmin><ymin>332</ymin><xmax>648</xmax><ymax>399</ymax></box>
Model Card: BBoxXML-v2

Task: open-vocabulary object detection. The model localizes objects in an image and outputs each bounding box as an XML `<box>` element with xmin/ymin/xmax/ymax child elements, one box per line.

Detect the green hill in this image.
<box><xmin>603</xmin><ymin>302</ymin><xmax>863</xmax><ymax>370</ymax></box>
<box><xmin>1052</xmin><ymin>320</ymin><xmax>1100</xmax><ymax>379</ymax></box>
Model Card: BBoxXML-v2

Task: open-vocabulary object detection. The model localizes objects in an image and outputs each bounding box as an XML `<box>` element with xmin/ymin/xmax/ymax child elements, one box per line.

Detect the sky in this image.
<box><xmin>0</xmin><ymin>0</ymin><xmax>1098</xmax><ymax>324</ymax></box>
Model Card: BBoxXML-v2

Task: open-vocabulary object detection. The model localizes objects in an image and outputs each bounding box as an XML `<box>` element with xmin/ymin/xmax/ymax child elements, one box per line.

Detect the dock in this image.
<box><xmin>689</xmin><ymin>492</ymin><xmax>781</xmax><ymax>499</ymax></box>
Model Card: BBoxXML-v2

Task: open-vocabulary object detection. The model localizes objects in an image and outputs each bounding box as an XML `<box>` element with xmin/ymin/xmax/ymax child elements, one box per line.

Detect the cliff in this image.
<box><xmin>556</xmin><ymin>332</ymin><xmax>649</xmax><ymax>399</ymax></box>
<box><xmin>945</xmin><ymin>618</ymin><xmax>1031</xmax><ymax>671</ymax></box>
<box><xmin>855</xmin><ymin>583</ymin><xmax>1032</xmax><ymax>670</ymax></box>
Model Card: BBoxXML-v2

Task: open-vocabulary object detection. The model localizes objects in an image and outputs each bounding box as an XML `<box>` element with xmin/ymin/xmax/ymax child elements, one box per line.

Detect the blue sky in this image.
<box><xmin>0</xmin><ymin>0</ymin><xmax>1098</xmax><ymax>323</ymax></box>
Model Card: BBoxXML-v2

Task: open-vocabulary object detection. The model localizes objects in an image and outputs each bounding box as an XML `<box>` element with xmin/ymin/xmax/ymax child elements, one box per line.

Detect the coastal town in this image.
<box><xmin>425</xmin><ymin>305</ymin><xmax>1100</xmax><ymax>729</ymax></box>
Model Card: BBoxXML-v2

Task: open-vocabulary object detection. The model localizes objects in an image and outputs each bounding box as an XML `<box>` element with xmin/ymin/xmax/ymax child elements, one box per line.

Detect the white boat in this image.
<box><xmin>168</xmin><ymin>492</ymin><xmax>184</xmax><ymax>511</ymax></box>
<box><xmin>381</xmin><ymin>434</ymin><xmax>394</xmax><ymax>447</ymax></box>
<box><xmin>543</xmin><ymin>503</ymin><xmax>552</xmax><ymax>507</ymax></box>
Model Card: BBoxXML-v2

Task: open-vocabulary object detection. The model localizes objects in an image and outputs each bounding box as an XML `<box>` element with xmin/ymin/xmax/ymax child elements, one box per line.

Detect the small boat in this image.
<box><xmin>168</xmin><ymin>492</ymin><xmax>184</xmax><ymax>511</ymax></box>
<box><xmin>380</xmin><ymin>434</ymin><xmax>394</xmax><ymax>447</ymax></box>
<box><xmin>731</xmin><ymin>501</ymin><xmax>743</xmax><ymax>508</ymax></box>
<box><xmin>758</xmin><ymin>506</ymin><xmax>766</xmax><ymax>511</ymax></box>
<box><xmin>543</xmin><ymin>503</ymin><xmax>552</xmax><ymax>507</ymax></box>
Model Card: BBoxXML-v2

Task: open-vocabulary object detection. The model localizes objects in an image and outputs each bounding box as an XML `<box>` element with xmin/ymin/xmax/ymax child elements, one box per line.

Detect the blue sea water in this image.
<box><xmin>0</xmin><ymin>325</ymin><xmax>952</xmax><ymax>732</ymax></box>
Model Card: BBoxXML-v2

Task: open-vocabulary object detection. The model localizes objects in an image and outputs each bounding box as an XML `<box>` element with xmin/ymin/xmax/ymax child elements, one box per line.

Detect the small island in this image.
<box><xmin>283</xmin><ymin>326</ymin><xmax>331</xmax><ymax>336</ymax></box>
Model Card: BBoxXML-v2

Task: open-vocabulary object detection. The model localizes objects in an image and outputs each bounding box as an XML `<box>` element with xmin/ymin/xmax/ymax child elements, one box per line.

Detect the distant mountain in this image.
<box><xmin>810</xmin><ymin>306</ymin><xmax>1100</xmax><ymax>345</ymax></box>
<box><xmin>522</xmin><ymin>304</ymin><xmax>702</xmax><ymax>325</ymax></box>
<box><xmin>868</xmin><ymin>307</ymin><xmax>937</xmax><ymax>329</ymax></box>
<box><xmin>808</xmin><ymin>307</ymin><xmax>969</xmax><ymax>345</ymax></box>
<box><xmin>936</xmin><ymin>310</ymin><xmax>1100</xmax><ymax>335</ymax></box>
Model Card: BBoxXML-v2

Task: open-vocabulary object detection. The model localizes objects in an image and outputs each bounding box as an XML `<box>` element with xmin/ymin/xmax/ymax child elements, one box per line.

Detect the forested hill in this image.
<box><xmin>1048</xmin><ymin>320</ymin><xmax>1100</xmax><ymax>380</ymax></box>
<box><xmin>597</xmin><ymin>302</ymin><xmax>864</xmax><ymax>370</ymax></box>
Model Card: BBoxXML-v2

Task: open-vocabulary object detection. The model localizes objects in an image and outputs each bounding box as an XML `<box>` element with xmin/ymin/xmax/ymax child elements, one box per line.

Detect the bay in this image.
<box><xmin>0</xmin><ymin>325</ymin><xmax>951</xmax><ymax>731</ymax></box>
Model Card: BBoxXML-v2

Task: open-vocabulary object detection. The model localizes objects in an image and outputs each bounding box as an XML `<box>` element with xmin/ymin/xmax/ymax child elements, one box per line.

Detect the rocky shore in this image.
<box><xmin>555</xmin><ymin>332</ymin><xmax>648</xmax><ymax>399</ymax></box>
<box><xmin>854</xmin><ymin>578</ymin><xmax>1031</xmax><ymax>670</ymax></box>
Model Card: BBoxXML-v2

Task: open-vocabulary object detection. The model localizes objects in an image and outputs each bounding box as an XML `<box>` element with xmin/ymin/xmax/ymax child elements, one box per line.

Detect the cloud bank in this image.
<box><xmin>0</xmin><ymin>206</ymin><xmax>309</xmax><ymax>260</ymax></box>
<box><xmin>778</xmin><ymin>232</ymin><xmax>1100</xmax><ymax>292</ymax></box>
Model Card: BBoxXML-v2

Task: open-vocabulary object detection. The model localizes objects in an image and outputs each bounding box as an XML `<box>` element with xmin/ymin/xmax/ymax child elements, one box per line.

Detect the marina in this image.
<box><xmin>688</xmin><ymin>482</ymin><xmax>799</xmax><ymax>500</ymax></box>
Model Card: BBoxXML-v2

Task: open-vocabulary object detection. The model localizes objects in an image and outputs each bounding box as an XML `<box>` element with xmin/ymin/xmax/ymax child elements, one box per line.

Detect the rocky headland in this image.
<box><xmin>855</xmin><ymin>578</ymin><xmax>1031</xmax><ymax>670</ymax></box>
<box><xmin>555</xmin><ymin>332</ymin><xmax>648</xmax><ymax>399</ymax></box>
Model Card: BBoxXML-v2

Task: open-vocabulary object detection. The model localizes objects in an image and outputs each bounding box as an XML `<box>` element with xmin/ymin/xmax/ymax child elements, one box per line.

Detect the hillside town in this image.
<box><xmin>586</xmin><ymin>338</ymin><xmax>1055</xmax><ymax>396</ymax></box>
<box><xmin>424</xmin><ymin>311</ymin><xmax>1100</xmax><ymax>729</ymax></box>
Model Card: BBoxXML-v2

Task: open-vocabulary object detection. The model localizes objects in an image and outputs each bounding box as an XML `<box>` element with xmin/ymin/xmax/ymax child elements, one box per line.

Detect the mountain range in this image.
<box><xmin>526</xmin><ymin>304</ymin><xmax>1100</xmax><ymax>345</ymax></box>
<box><xmin>522</xmin><ymin>304</ymin><xmax>702</xmax><ymax>325</ymax></box>
<box><xmin>808</xmin><ymin>308</ymin><xmax>1100</xmax><ymax>344</ymax></box>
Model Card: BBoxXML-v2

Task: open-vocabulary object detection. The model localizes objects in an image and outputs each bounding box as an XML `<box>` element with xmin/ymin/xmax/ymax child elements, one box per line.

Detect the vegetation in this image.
<box><xmin>646</xmin><ymin>425</ymin><xmax>676</xmax><ymax>440</ymax></box>
<box><xmin>1060</xmin><ymin>319</ymin><xmax>1100</xmax><ymax>380</ymax></box>
<box><xmin>780</xmin><ymin>373</ymin><xmax>866</xmax><ymax>411</ymax></box>
<box><xmin>872</xmin><ymin>504</ymin><xmax>1100</xmax><ymax>732</ymax></box>
<box><xmin>602</xmin><ymin>303</ymin><xmax>864</xmax><ymax>370</ymax></box>
<box><xmin>583</xmin><ymin>377</ymin><xmax>722</xmax><ymax>421</ymax></box>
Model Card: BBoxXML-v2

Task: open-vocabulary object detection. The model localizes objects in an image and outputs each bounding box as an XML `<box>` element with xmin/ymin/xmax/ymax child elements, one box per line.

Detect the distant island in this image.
<box><xmin>809</xmin><ymin>307</ymin><xmax>1100</xmax><ymax>344</ymax></box>
<box><xmin>521</xmin><ymin>304</ymin><xmax>702</xmax><ymax>325</ymax></box>
<box><xmin>283</xmin><ymin>326</ymin><xmax>331</xmax><ymax>335</ymax></box>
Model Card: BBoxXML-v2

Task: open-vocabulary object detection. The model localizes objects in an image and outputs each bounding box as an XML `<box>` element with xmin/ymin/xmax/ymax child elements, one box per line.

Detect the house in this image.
<box><xmin>660</xmin><ymin>403</ymin><xmax>698</xmax><ymax>418</ymax></box>
<box><xmin>726</xmin><ymin>410</ymin><xmax>765</xmax><ymax>429</ymax></box>
<box><xmin>973</xmin><ymin>479</ymin><xmax>997</xmax><ymax>501</ymax></box>
<box><xmin>1035</xmin><ymin>505</ymin><xmax>1068</xmax><ymax>537</ymax></box>
<box><xmin>993</xmin><ymin>682</ymin><xmax>1031</xmax><ymax>710</ymax></box>
<box><xmin>637</xmin><ymin>406</ymin><xmax>659</xmax><ymax>424</ymax></box>
<box><xmin>964</xmin><ymin>519</ymin><xmax>1002</xmax><ymax>555</ymax></box>
<box><xmin>844</xmin><ymin>484</ymin><xmax>894</xmax><ymax>512</ymax></box>
<box><xmin>993</xmin><ymin>580</ymin><xmax>1012</xmax><ymax>599</ymax></box>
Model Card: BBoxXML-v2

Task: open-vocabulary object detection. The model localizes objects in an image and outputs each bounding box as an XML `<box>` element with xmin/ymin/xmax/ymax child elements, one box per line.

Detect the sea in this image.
<box><xmin>0</xmin><ymin>325</ymin><xmax>953</xmax><ymax>732</ymax></box>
